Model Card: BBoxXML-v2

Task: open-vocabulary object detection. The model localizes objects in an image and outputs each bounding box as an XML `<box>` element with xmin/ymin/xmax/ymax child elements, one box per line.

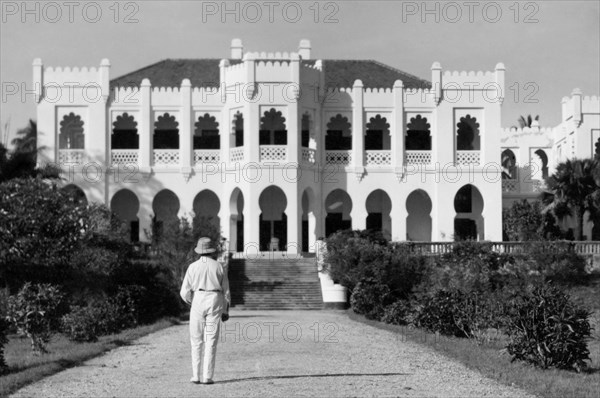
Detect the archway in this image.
<box><xmin>152</xmin><ymin>189</ymin><xmax>180</xmax><ymax>239</ymax></box>
<box><xmin>111</xmin><ymin>189</ymin><xmax>140</xmax><ymax>242</ymax></box>
<box><xmin>406</xmin><ymin>115</ymin><xmax>431</xmax><ymax>150</ymax></box>
<box><xmin>229</xmin><ymin>188</ymin><xmax>244</xmax><ymax>252</ymax></box>
<box><xmin>154</xmin><ymin>113</ymin><xmax>179</xmax><ymax>149</ymax></box>
<box><xmin>258</xmin><ymin>186</ymin><xmax>287</xmax><ymax>250</ymax></box>
<box><xmin>501</xmin><ymin>149</ymin><xmax>517</xmax><ymax>179</ymax></box>
<box><xmin>259</xmin><ymin>108</ymin><xmax>287</xmax><ymax>145</ymax></box>
<box><xmin>62</xmin><ymin>184</ymin><xmax>87</xmax><ymax>205</ymax></box>
<box><xmin>112</xmin><ymin>113</ymin><xmax>139</xmax><ymax>149</ymax></box>
<box><xmin>301</xmin><ymin>188</ymin><xmax>317</xmax><ymax>252</ymax></box>
<box><xmin>365</xmin><ymin>189</ymin><xmax>392</xmax><ymax>240</ymax></box>
<box><xmin>325</xmin><ymin>189</ymin><xmax>352</xmax><ymax>237</ymax></box>
<box><xmin>365</xmin><ymin>115</ymin><xmax>390</xmax><ymax>150</ymax></box>
<box><xmin>194</xmin><ymin>114</ymin><xmax>220</xmax><ymax>149</ymax></box>
<box><xmin>453</xmin><ymin>184</ymin><xmax>484</xmax><ymax>241</ymax></box>
<box><xmin>456</xmin><ymin>115</ymin><xmax>480</xmax><ymax>150</ymax></box>
<box><xmin>326</xmin><ymin>114</ymin><xmax>352</xmax><ymax>150</ymax></box>
<box><xmin>532</xmin><ymin>149</ymin><xmax>549</xmax><ymax>180</ymax></box>
<box><xmin>59</xmin><ymin>113</ymin><xmax>84</xmax><ymax>149</ymax></box>
<box><xmin>406</xmin><ymin>189</ymin><xmax>432</xmax><ymax>241</ymax></box>
<box><xmin>193</xmin><ymin>190</ymin><xmax>221</xmax><ymax>233</ymax></box>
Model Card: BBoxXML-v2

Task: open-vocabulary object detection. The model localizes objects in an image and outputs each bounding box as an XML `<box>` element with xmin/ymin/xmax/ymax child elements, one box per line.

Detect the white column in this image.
<box><xmin>350</xmin><ymin>199</ymin><xmax>367</xmax><ymax>231</ymax></box>
<box><xmin>287</xmin><ymin>190</ymin><xmax>300</xmax><ymax>254</ymax></box>
<box><xmin>392</xmin><ymin>80</ymin><xmax>404</xmax><ymax>177</ymax></box>
<box><xmin>138</xmin><ymin>194</ymin><xmax>153</xmax><ymax>242</ymax></box>
<box><xmin>244</xmin><ymin>54</ymin><xmax>258</xmax><ymax>163</ymax></box>
<box><xmin>180</xmin><ymin>79</ymin><xmax>192</xmax><ymax>177</ymax></box>
<box><xmin>390</xmin><ymin>200</ymin><xmax>407</xmax><ymax>241</ymax></box>
<box><xmin>288</xmin><ymin>53</ymin><xmax>300</xmax><ymax>164</ymax></box>
<box><xmin>352</xmin><ymin>80</ymin><xmax>364</xmax><ymax>178</ymax></box>
<box><xmin>244</xmin><ymin>190</ymin><xmax>261</xmax><ymax>256</ymax></box>
<box><xmin>139</xmin><ymin>79</ymin><xmax>152</xmax><ymax>175</ymax></box>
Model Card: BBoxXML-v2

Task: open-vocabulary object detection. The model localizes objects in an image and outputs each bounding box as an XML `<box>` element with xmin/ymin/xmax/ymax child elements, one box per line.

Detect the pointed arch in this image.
<box><xmin>406</xmin><ymin>115</ymin><xmax>431</xmax><ymax>150</ymax></box>
<box><xmin>325</xmin><ymin>189</ymin><xmax>353</xmax><ymax>236</ymax></box>
<box><xmin>453</xmin><ymin>184</ymin><xmax>484</xmax><ymax>241</ymax></box>
<box><xmin>59</xmin><ymin>113</ymin><xmax>84</xmax><ymax>149</ymax></box>
<box><xmin>456</xmin><ymin>115</ymin><xmax>480</xmax><ymax>150</ymax></box>
<box><xmin>111</xmin><ymin>188</ymin><xmax>140</xmax><ymax>242</ymax></box>
<box><xmin>326</xmin><ymin>114</ymin><xmax>352</xmax><ymax>150</ymax></box>
<box><xmin>112</xmin><ymin>113</ymin><xmax>139</xmax><ymax>149</ymax></box>
<box><xmin>365</xmin><ymin>189</ymin><xmax>392</xmax><ymax>240</ymax></box>
<box><xmin>154</xmin><ymin>113</ymin><xmax>179</xmax><ymax>149</ymax></box>
<box><xmin>260</xmin><ymin>108</ymin><xmax>287</xmax><ymax>145</ymax></box>
<box><xmin>194</xmin><ymin>113</ymin><xmax>220</xmax><ymax>149</ymax></box>
<box><xmin>406</xmin><ymin>189</ymin><xmax>432</xmax><ymax>241</ymax></box>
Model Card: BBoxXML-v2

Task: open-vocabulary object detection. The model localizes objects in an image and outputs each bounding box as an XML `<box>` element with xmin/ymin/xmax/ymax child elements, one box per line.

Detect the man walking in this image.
<box><xmin>180</xmin><ymin>237</ymin><xmax>231</xmax><ymax>385</ymax></box>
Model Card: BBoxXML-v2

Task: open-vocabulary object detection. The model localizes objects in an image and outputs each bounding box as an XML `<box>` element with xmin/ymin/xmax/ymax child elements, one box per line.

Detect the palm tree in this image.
<box><xmin>11</xmin><ymin>120</ymin><xmax>37</xmax><ymax>154</ymax></box>
<box><xmin>517</xmin><ymin>114</ymin><xmax>539</xmax><ymax>129</ymax></box>
<box><xmin>543</xmin><ymin>158</ymin><xmax>600</xmax><ymax>240</ymax></box>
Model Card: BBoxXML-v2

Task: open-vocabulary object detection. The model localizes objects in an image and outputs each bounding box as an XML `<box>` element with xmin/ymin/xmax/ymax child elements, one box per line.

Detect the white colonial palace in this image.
<box><xmin>34</xmin><ymin>39</ymin><xmax>600</xmax><ymax>252</ymax></box>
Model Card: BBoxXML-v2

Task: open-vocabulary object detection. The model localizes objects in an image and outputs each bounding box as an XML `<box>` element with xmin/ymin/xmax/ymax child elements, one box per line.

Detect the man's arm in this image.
<box><xmin>222</xmin><ymin>264</ymin><xmax>231</xmax><ymax>311</ymax></box>
<box><xmin>180</xmin><ymin>266</ymin><xmax>193</xmax><ymax>305</ymax></box>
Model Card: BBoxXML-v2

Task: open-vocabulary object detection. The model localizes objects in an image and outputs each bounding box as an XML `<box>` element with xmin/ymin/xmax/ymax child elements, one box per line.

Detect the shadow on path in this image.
<box><xmin>217</xmin><ymin>372</ymin><xmax>412</xmax><ymax>384</ymax></box>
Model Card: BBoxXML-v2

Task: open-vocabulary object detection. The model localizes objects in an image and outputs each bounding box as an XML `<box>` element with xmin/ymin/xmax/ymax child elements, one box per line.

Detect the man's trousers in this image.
<box><xmin>189</xmin><ymin>291</ymin><xmax>224</xmax><ymax>381</ymax></box>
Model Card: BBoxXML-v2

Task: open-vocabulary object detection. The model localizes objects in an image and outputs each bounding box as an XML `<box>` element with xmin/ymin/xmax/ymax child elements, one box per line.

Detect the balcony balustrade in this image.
<box><xmin>405</xmin><ymin>150</ymin><xmax>432</xmax><ymax>165</ymax></box>
<box><xmin>365</xmin><ymin>150</ymin><xmax>392</xmax><ymax>166</ymax></box>
<box><xmin>229</xmin><ymin>147</ymin><xmax>244</xmax><ymax>163</ymax></box>
<box><xmin>301</xmin><ymin>148</ymin><xmax>316</xmax><ymax>164</ymax></box>
<box><xmin>456</xmin><ymin>150</ymin><xmax>481</xmax><ymax>166</ymax></box>
<box><xmin>153</xmin><ymin>149</ymin><xmax>180</xmax><ymax>166</ymax></box>
<box><xmin>260</xmin><ymin>145</ymin><xmax>287</xmax><ymax>162</ymax></box>
<box><xmin>194</xmin><ymin>149</ymin><xmax>220</xmax><ymax>165</ymax></box>
<box><xmin>111</xmin><ymin>149</ymin><xmax>139</xmax><ymax>166</ymax></box>
<box><xmin>326</xmin><ymin>150</ymin><xmax>352</xmax><ymax>166</ymax></box>
<box><xmin>58</xmin><ymin>149</ymin><xmax>85</xmax><ymax>164</ymax></box>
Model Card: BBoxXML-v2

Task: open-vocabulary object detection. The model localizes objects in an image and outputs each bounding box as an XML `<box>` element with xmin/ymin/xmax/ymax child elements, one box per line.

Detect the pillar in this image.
<box><xmin>180</xmin><ymin>79</ymin><xmax>192</xmax><ymax>177</ymax></box>
<box><xmin>352</xmin><ymin>79</ymin><xmax>364</xmax><ymax>178</ymax></box>
<box><xmin>139</xmin><ymin>78</ymin><xmax>152</xmax><ymax>175</ymax></box>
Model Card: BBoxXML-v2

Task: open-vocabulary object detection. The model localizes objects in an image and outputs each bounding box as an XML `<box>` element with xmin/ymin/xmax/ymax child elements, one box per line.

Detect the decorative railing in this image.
<box><xmin>58</xmin><ymin>149</ymin><xmax>85</xmax><ymax>164</ymax></box>
<box><xmin>301</xmin><ymin>148</ymin><xmax>316</xmax><ymax>164</ymax></box>
<box><xmin>405</xmin><ymin>150</ymin><xmax>432</xmax><ymax>165</ymax></box>
<box><xmin>502</xmin><ymin>179</ymin><xmax>518</xmax><ymax>192</ymax></box>
<box><xmin>230</xmin><ymin>147</ymin><xmax>244</xmax><ymax>163</ymax></box>
<box><xmin>326</xmin><ymin>150</ymin><xmax>352</xmax><ymax>165</ymax></box>
<box><xmin>260</xmin><ymin>145</ymin><xmax>287</xmax><ymax>162</ymax></box>
<box><xmin>153</xmin><ymin>149</ymin><xmax>179</xmax><ymax>166</ymax></box>
<box><xmin>111</xmin><ymin>149</ymin><xmax>139</xmax><ymax>166</ymax></box>
<box><xmin>456</xmin><ymin>150</ymin><xmax>481</xmax><ymax>166</ymax></box>
<box><xmin>365</xmin><ymin>150</ymin><xmax>392</xmax><ymax>166</ymax></box>
<box><xmin>194</xmin><ymin>149</ymin><xmax>220</xmax><ymax>164</ymax></box>
<box><xmin>394</xmin><ymin>241</ymin><xmax>600</xmax><ymax>256</ymax></box>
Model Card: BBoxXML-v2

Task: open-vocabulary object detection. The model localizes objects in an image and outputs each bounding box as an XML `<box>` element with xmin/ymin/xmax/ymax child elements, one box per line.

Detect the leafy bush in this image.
<box><xmin>504</xmin><ymin>284</ymin><xmax>592</xmax><ymax>371</ymax></box>
<box><xmin>380</xmin><ymin>300</ymin><xmax>413</xmax><ymax>326</ymax></box>
<box><xmin>349</xmin><ymin>280</ymin><xmax>391</xmax><ymax>320</ymax></box>
<box><xmin>61</xmin><ymin>288</ymin><xmax>139</xmax><ymax>342</ymax></box>
<box><xmin>6</xmin><ymin>283</ymin><xmax>64</xmax><ymax>354</ymax></box>
<box><xmin>0</xmin><ymin>290</ymin><xmax>9</xmax><ymax>374</ymax></box>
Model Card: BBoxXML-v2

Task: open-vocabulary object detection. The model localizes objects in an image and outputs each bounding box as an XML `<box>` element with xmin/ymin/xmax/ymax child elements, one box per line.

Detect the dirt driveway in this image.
<box><xmin>10</xmin><ymin>310</ymin><xmax>535</xmax><ymax>398</ymax></box>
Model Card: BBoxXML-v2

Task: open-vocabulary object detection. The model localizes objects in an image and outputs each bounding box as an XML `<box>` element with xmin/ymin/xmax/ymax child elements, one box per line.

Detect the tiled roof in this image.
<box><xmin>110</xmin><ymin>59</ymin><xmax>430</xmax><ymax>90</ymax></box>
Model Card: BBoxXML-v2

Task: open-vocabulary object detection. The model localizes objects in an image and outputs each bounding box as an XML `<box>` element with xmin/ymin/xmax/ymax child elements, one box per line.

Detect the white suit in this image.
<box><xmin>180</xmin><ymin>255</ymin><xmax>230</xmax><ymax>382</ymax></box>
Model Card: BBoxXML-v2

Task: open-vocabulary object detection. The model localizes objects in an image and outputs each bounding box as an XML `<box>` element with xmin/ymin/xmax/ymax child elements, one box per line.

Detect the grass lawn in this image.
<box><xmin>348</xmin><ymin>275</ymin><xmax>600</xmax><ymax>398</ymax></box>
<box><xmin>0</xmin><ymin>317</ymin><xmax>180</xmax><ymax>397</ymax></box>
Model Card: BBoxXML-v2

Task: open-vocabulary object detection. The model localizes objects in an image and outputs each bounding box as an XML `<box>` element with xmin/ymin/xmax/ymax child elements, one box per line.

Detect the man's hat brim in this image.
<box><xmin>195</xmin><ymin>247</ymin><xmax>216</xmax><ymax>254</ymax></box>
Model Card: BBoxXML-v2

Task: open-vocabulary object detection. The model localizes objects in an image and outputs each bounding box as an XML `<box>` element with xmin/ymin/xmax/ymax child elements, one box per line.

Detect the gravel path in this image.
<box><xmin>10</xmin><ymin>311</ymin><xmax>536</xmax><ymax>398</ymax></box>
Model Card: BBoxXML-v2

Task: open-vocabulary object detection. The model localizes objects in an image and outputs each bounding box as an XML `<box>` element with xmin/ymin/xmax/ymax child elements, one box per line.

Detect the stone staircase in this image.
<box><xmin>227</xmin><ymin>255</ymin><xmax>323</xmax><ymax>310</ymax></box>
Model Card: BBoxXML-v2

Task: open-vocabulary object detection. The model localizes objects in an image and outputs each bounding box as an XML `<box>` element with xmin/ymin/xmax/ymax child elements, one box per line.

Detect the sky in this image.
<box><xmin>1</xmin><ymin>0</ymin><xmax>599</xmax><ymax>146</ymax></box>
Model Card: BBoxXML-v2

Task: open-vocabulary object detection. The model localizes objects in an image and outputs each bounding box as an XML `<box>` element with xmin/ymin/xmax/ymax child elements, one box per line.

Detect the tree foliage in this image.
<box><xmin>543</xmin><ymin>158</ymin><xmax>600</xmax><ymax>240</ymax></box>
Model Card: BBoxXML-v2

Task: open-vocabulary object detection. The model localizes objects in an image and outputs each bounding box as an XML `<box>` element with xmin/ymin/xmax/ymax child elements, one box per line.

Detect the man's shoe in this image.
<box><xmin>190</xmin><ymin>377</ymin><xmax>200</xmax><ymax>384</ymax></box>
<box><xmin>201</xmin><ymin>379</ymin><xmax>214</xmax><ymax>385</ymax></box>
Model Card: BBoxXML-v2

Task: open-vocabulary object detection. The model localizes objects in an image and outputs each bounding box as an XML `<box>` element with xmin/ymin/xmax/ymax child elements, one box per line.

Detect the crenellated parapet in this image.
<box><xmin>33</xmin><ymin>58</ymin><xmax>111</xmax><ymax>103</ymax></box>
<box><xmin>500</xmin><ymin>126</ymin><xmax>554</xmax><ymax>147</ymax></box>
<box><xmin>431</xmin><ymin>62</ymin><xmax>505</xmax><ymax>105</ymax></box>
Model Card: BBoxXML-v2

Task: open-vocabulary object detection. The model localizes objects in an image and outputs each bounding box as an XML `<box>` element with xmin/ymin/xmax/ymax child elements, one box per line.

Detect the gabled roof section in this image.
<box><xmin>307</xmin><ymin>60</ymin><xmax>431</xmax><ymax>89</ymax></box>
<box><xmin>110</xmin><ymin>58</ymin><xmax>430</xmax><ymax>90</ymax></box>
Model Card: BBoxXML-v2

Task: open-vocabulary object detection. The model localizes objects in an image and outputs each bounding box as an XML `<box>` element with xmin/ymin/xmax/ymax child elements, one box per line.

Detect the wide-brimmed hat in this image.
<box><xmin>194</xmin><ymin>237</ymin><xmax>216</xmax><ymax>254</ymax></box>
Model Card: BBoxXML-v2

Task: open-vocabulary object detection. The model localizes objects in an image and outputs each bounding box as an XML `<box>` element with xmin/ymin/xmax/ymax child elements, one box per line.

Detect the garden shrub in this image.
<box><xmin>380</xmin><ymin>300</ymin><xmax>414</xmax><ymax>326</ymax></box>
<box><xmin>6</xmin><ymin>283</ymin><xmax>64</xmax><ymax>354</ymax></box>
<box><xmin>349</xmin><ymin>279</ymin><xmax>391</xmax><ymax>320</ymax></box>
<box><xmin>504</xmin><ymin>284</ymin><xmax>592</xmax><ymax>371</ymax></box>
<box><xmin>0</xmin><ymin>290</ymin><xmax>9</xmax><ymax>374</ymax></box>
<box><xmin>413</xmin><ymin>289</ymin><xmax>504</xmax><ymax>339</ymax></box>
<box><xmin>61</xmin><ymin>289</ymin><xmax>139</xmax><ymax>342</ymax></box>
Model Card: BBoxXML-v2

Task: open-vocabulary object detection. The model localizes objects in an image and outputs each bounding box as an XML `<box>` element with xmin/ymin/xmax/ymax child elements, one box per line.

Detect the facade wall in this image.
<box><xmin>35</xmin><ymin>43</ymin><xmax>511</xmax><ymax>252</ymax></box>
